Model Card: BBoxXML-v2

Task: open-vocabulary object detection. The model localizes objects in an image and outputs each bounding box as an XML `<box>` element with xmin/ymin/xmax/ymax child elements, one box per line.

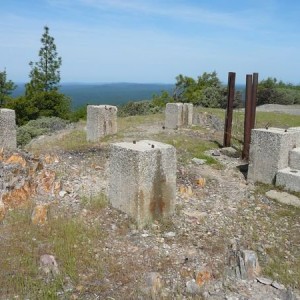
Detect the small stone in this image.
<box><xmin>242</xmin><ymin>250</ymin><xmax>261</xmax><ymax>279</ymax></box>
<box><xmin>59</xmin><ymin>190</ymin><xmax>67</xmax><ymax>197</ymax></box>
<box><xmin>163</xmin><ymin>231</ymin><xmax>176</xmax><ymax>238</ymax></box>
<box><xmin>271</xmin><ymin>281</ymin><xmax>285</xmax><ymax>290</ymax></box>
<box><xmin>220</xmin><ymin>147</ymin><xmax>239</xmax><ymax>158</ymax></box>
<box><xmin>226</xmin><ymin>296</ymin><xmax>240</xmax><ymax>300</ymax></box>
<box><xmin>162</xmin><ymin>243</ymin><xmax>171</xmax><ymax>249</ymax></box>
<box><xmin>195</xmin><ymin>266</ymin><xmax>212</xmax><ymax>286</ymax></box>
<box><xmin>191</xmin><ymin>158</ymin><xmax>207</xmax><ymax>165</ymax></box>
<box><xmin>40</xmin><ymin>254</ymin><xmax>59</xmax><ymax>277</ymax></box>
<box><xmin>186</xmin><ymin>279</ymin><xmax>201</xmax><ymax>294</ymax></box>
<box><xmin>212</xmin><ymin>150</ymin><xmax>221</xmax><ymax>156</ymax></box>
<box><xmin>256</xmin><ymin>277</ymin><xmax>273</xmax><ymax>285</ymax></box>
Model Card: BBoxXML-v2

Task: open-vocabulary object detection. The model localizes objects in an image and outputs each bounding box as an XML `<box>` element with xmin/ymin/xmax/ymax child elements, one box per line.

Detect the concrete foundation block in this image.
<box><xmin>86</xmin><ymin>105</ymin><xmax>117</xmax><ymax>142</ymax></box>
<box><xmin>165</xmin><ymin>103</ymin><xmax>184</xmax><ymax>129</ymax></box>
<box><xmin>165</xmin><ymin>103</ymin><xmax>193</xmax><ymax>129</ymax></box>
<box><xmin>248</xmin><ymin>128</ymin><xmax>300</xmax><ymax>184</ymax></box>
<box><xmin>276</xmin><ymin>168</ymin><xmax>300</xmax><ymax>192</ymax></box>
<box><xmin>289</xmin><ymin>148</ymin><xmax>300</xmax><ymax>170</ymax></box>
<box><xmin>0</xmin><ymin>109</ymin><xmax>16</xmax><ymax>150</ymax></box>
<box><xmin>108</xmin><ymin>140</ymin><xmax>176</xmax><ymax>228</ymax></box>
<box><xmin>289</xmin><ymin>127</ymin><xmax>300</xmax><ymax>145</ymax></box>
<box><xmin>183</xmin><ymin>103</ymin><xmax>193</xmax><ymax>126</ymax></box>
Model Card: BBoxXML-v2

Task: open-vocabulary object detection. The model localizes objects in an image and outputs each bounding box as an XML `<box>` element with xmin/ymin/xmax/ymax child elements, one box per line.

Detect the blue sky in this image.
<box><xmin>1</xmin><ymin>0</ymin><xmax>300</xmax><ymax>84</ymax></box>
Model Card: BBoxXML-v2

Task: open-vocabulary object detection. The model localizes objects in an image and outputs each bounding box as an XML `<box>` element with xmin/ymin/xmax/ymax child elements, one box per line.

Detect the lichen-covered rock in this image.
<box><xmin>0</xmin><ymin>150</ymin><xmax>61</xmax><ymax>213</ymax></box>
<box><xmin>31</xmin><ymin>204</ymin><xmax>49</xmax><ymax>225</ymax></box>
<box><xmin>39</xmin><ymin>254</ymin><xmax>59</xmax><ymax>277</ymax></box>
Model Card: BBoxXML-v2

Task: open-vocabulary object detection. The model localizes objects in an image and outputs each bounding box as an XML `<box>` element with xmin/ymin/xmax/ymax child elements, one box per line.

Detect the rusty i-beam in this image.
<box><xmin>223</xmin><ymin>72</ymin><xmax>236</xmax><ymax>147</ymax></box>
<box><xmin>250</xmin><ymin>73</ymin><xmax>258</xmax><ymax>130</ymax></box>
<box><xmin>242</xmin><ymin>74</ymin><xmax>253</xmax><ymax>160</ymax></box>
<box><xmin>242</xmin><ymin>72</ymin><xmax>259</xmax><ymax>160</ymax></box>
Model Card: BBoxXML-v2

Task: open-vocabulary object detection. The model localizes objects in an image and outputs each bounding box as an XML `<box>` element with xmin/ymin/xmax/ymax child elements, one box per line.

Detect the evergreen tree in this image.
<box><xmin>0</xmin><ymin>69</ymin><xmax>17</xmax><ymax>107</ymax></box>
<box><xmin>26</xmin><ymin>26</ymin><xmax>62</xmax><ymax>95</ymax></box>
<box><xmin>24</xmin><ymin>26</ymin><xmax>70</xmax><ymax>120</ymax></box>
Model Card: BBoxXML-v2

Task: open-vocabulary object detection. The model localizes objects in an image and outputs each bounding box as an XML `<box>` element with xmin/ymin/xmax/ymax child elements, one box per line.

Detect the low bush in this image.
<box><xmin>118</xmin><ymin>100</ymin><xmax>161</xmax><ymax>117</ymax></box>
<box><xmin>17</xmin><ymin>116</ymin><xmax>69</xmax><ymax>147</ymax></box>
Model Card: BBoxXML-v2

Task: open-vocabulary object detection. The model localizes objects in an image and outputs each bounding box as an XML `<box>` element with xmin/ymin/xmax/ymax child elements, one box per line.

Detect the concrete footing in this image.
<box><xmin>165</xmin><ymin>103</ymin><xmax>193</xmax><ymax>129</ymax></box>
<box><xmin>0</xmin><ymin>109</ymin><xmax>16</xmax><ymax>150</ymax></box>
<box><xmin>108</xmin><ymin>140</ymin><xmax>176</xmax><ymax>228</ymax></box>
<box><xmin>86</xmin><ymin>105</ymin><xmax>117</xmax><ymax>142</ymax></box>
<box><xmin>276</xmin><ymin>168</ymin><xmax>300</xmax><ymax>192</ymax></box>
<box><xmin>289</xmin><ymin>148</ymin><xmax>300</xmax><ymax>169</ymax></box>
<box><xmin>248</xmin><ymin>128</ymin><xmax>300</xmax><ymax>184</ymax></box>
<box><xmin>248</xmin><ymin>127</ymin><xmax>300</xmax><ymax>193</ymax></box>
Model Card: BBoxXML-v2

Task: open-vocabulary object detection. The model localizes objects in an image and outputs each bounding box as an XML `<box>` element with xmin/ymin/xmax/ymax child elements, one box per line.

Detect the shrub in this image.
<box><xmin>17</xmin><ymin>116</ymin><xmax>69</xmax><ymax>147</ymax></box>
<box><xmin>118</xmin><ymin>100</ymin><xmax>158</xmax><ymax>117</ymax></box>
<box><xmin>69</xmin><ymin>105</ymin><xmax>87</xmax><ymax>122</ymax></box>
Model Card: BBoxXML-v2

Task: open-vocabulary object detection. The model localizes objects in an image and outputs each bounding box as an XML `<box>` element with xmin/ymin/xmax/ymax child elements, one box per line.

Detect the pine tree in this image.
<box><xmin>0</xmin><ymin>69</ymin><xmax>17</xmax><ymax>107</ymax></box>
<box><xmin>26</xmin><ymin>26</ymin><xmax>62</xmax><ymax>96</ymax></box>
<box><xmin>23</xmin><ymin>26</ymin><xmax>70</xmax><ymax>120</ymax></box>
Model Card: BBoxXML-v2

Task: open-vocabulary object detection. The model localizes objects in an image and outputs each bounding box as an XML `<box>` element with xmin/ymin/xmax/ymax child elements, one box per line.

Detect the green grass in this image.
<box><xmin>196</xmin><ymin>106</ymin><xmax>300</xmax><ymax>129</ymax></box>
<box><xmin>118</xmin><ymin>113</ymin><xmax>164</xmax><ymax>130</ymax></box>
<box><xmin>195</xmin><ymin>107</ymin><xmax>300</xmax><ymax>150</ymax></box>
<box><xmin>153</xmin><ymin>132</ymin><xmax>220</xmax><ymax>166</ymax></box>
<box><xmin>250</xmin><ymin>183</ymin><xmax>300</xmax><ymax>288</ymax></box>
<box><xmin>255</xmin><ymin>111</ymin><xmax>300</xmax><ymax>129</ymax></box>
<box><xmin>81</xmin><ymin>193</ymin><xmax>108</xmax><ymax>212</ymax></box>
<box><xmin>0</xmin><ymin>205</ymin><xmax>104</xmax><ymax>299</ymax></box>
<box><xmin>263</xmin><ymin>249</ymin><xmax>300</xmax><ymax>288</ymax></box>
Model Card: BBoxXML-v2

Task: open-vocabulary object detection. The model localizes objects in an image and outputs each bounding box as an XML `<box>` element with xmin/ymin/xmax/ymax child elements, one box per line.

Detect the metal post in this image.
<box><xmin>250</xmin><ymin>73</ymin><xmax>258</xmax><ymax>129</ymax></box>
<box><xmin>242</xmin><ymin>74</ymin><xmax>253</xmax><ymax>160</ymax></box>
<box><xmin>223</xmin><ymin>72</ymin><xmax>236</xmax><ymax>147</ymax></box>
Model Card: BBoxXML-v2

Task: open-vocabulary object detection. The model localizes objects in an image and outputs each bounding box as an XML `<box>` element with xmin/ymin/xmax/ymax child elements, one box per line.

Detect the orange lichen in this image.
<box><xmin>31</xmin><ymin>204</ymin><xmax>49</xmax><ymax>225</ymax></box>
<box><xmin>5</xmin><ymin>153</ymin><xmax>27</xmax><ymax>168</ymax></box>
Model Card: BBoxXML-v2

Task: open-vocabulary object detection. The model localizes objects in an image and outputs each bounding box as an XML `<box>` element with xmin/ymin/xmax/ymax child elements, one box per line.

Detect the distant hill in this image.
<box><xmin>12</xmin><ymin>83</ymin><xmax>175</xmax><ymax>109</ymax></box>
<box><xmin>11</xmin><ymin>82</ymin><xmax>246</xmax><ymax>109</ymax></box>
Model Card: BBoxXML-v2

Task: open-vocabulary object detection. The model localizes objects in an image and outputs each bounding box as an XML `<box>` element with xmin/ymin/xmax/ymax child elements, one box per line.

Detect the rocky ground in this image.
<box><xmin>1</xmin><ymin>115</ymin><xmax>300</xmax><ymax>299</ymax></box>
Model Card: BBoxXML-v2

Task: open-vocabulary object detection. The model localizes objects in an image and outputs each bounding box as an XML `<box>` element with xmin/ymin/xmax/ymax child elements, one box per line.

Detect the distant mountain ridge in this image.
<box><xmin>12</xmin><ymin>82</ymin><xmax>175</xmax><ymax>109</ymax></box>
<box><xmin>11</xmin><ymin>82</ymin><xmax>246</xmax><ymax>109</ymax></box>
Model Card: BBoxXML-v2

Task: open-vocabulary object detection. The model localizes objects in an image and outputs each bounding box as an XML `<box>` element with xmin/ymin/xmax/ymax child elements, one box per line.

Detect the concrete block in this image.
<box><xmin>289</xmin><ymin>127</ymin><xmax>300</xmax><ymax>145</ymax></box>
<box><xmin>183</xmin><ymin>103</ymin><xmax>193</xmax><ymax>126</ymax></box>
<box><xmin>86</xmin><ymin>105</ymin><xmax>117</xmax><ymax>142</ymax></box>
<box><xmin>108</xmin><ymin>140</ymin><xmax>176</xmax><ymax>228</ymax></box>
<box><xmin>165</xmin><ymin>103</ymin><xmax>183</xmax><ymax>129</ymax></box>
<box><xmin>289</xmin><ymin>148</ymin><xmax>300</xmax><ymax>169</ymax></box>
<box><xmin>248</xmin><ymin>128</ymin><xmax>300</xmax><ymax>184</ymax></box>
<box><xmin>0</xmin><ymin>109</ymin><xmax>16</xmax><ymax>150</ymax></box>
<box><xmin>276</xmin><ymin>168</ymin><xmax>300</xmax><ymax>192</ymax></box>
<box><xmin>165</xmin><ymin>103</ymin><xmax>193</xmax><ymax>129</ymax></box>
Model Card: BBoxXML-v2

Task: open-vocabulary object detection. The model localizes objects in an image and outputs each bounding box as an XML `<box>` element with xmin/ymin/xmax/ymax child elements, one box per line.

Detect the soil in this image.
<box><xmin>2</xmin><ymin>117</ymin><xmax>300</xmax><ymax>299</ymax></box>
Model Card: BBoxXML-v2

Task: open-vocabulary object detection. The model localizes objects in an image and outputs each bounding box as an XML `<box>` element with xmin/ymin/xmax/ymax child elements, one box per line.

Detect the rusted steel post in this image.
<box><xmin>223</xmin><ymin>72</ymin><xmax>236</xmax><ymax>147</ymax></box>
<box><xmin>242</xmin><ymin>74</ymin><xmax>253</xmax><ymax>160</ymax></box>
<box><xmin>250</xmin><ymin>72</ymin><xmax>258</xmax><ymax>129</ymax></box>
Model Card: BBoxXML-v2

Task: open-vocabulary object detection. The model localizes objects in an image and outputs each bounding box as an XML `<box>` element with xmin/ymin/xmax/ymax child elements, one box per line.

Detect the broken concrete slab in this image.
<box><xmin>265</xmin><ymin>190</ymin><xmax>300</xmax><ymax>208</ymax></box>
<box><xmin>276</xmin><ymin>168</ymin><xmax>300</xmax><ymax>193</ymax></box>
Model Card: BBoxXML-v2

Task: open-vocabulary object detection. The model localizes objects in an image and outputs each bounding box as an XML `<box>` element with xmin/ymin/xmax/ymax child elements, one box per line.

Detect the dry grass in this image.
<box><xmin>235</xmin><ymin>185</ymin><xmax>300</xmax><ymax>289</ymax></box>
<box><xmin>0</xmin><ymin>203</ymin><xmax>105</xmax><ymax>299</ymax></box>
